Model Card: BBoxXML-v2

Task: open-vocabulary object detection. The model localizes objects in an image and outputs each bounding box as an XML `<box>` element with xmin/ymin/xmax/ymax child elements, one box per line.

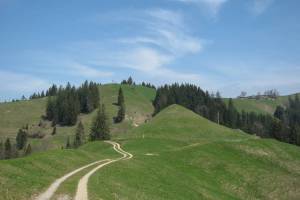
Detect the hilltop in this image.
<box><xmin>225</xmin><ymin>93</ymin><xmax>300</xmax><ymax>115</ymax></box>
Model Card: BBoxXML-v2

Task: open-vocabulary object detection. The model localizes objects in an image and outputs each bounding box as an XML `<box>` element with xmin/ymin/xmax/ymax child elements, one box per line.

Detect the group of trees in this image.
<box><xmin>46</xmin><ymin>81</ymin><xmax>100</xmax><ymax>126</ymax></box>
<box><xmin>153</xmin><ymin>84</ymin><xmax>227</xmax><ymax>124</ymax></box>
<box><xmin>66</xmin><ymin>103</ymin><xmax>111</xmax><ymax>149</ymax></box>
<box><xmin>0</xmin><ymin>127</ymin><xmax>32</xmax><ymax>160</ymax></box>
<box><xmin>153</xmin><ymin>83</ymin><xmax>300</xmax><ymax>146</ymax></box>
<box><xmin>90</xmin><ymin>104</ymin><xmax>111</xmax><ymax>141</ymax></box>
<box><xmin>121</xmin><ymin>76</ymin><xmax>135</xmax><ymax>85</ymax></box>
<box><xmin>238</xmin><ymin>89</ymin><xmax>279</xmax><ymax>99</ymax></box>
<box><xmin>141</xmin><ymin>82</ymin><xmax>156</xmax><ymax>89</ymax></box>
<box><xmin>66</xmin><ymin>121</ymin><xmax>86</xmax><ymax>149</ymax></box>
<box><xmin>272</xmin><ymin>95</ymin><xmax>300</xmax><ymax>145</ymax></box>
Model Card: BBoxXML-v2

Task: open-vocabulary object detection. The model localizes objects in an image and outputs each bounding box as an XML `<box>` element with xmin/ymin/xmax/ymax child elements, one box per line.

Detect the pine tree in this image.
<box><xmin>74</xmin><ymin>121</ymin><xmax>85</xmax><ymax>148</ymax></box>
<box><xmin>4</xmin><ymin>138</ymin><xmax>11</xmax><ymax>159</ymax></box>
<box><xmin>127</xmin><ymin>76</ymin><xmax>133</xmax><ymax>85</ymax></box>
<box><xmin>16</xmin><ymin>129</ymin><xmax>27</xmax><ymax>150</ymax></box>
<box><xmin>24</xmin><ymin>144</ymin><xmax>32</xmax><ymax>156</ymax></box>
<box><xmin>115</xmin><ymin>103</ymin><xmax>125</xmax><ymax>123</ymax></box>
<box><xmin>117</xmin><ymin>87</ymin><xmax>125</xmax><ymax>106</ymax></box>
<box><xmin>90</xmin><ymin>104</ymin><xmax>110</xmax><ymax>141</ymax></box>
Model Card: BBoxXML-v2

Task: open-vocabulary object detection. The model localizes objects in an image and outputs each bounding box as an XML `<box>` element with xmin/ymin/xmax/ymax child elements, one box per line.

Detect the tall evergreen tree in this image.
<box><xmin>90</xmin><ymin>104</ymin><xmax>110</xmax><ymax>141</ymax></box>
<box><xmin>115</xmin><ymin>102</ymin><xmax>125</xmax><ymax>123</ymax></box>
<box><xmin>4</xmin><ymin>138</ymin><xmax>11</xmax><ymax>159</ymax></box>
<box><xmin>74</xmin><ymin>121</ymin><xmax>85</xmax><ymax>148</ymax></box>
<box><xmin>117</xmin><ymin>87</ymin><xmax>125</xmax><ymax>106</ymax></box>
<box><xmin>16</xmin><ymin>129</ymin><xmax>27</xmax><ymax>150</ymax></box>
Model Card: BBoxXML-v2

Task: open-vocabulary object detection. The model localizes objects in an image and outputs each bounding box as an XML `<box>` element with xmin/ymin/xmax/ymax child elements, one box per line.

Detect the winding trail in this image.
<box><xmin>34</xmin><ymin>141</ymin><xmax>132</xmax><ymax>200</ymax></box>
<box><xmin>74</xmin><ymin>141</ymin><xmax>133</xmax><ymax>200</ymax></box>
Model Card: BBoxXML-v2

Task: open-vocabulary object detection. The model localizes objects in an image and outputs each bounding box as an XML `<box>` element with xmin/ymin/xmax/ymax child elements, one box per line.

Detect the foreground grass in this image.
<box><xmin>88</xmin><ymin>105</ymin><xmax>300</xmax><ymax>200</ymax></box>
<box><xmin>0</xmin><ymin>141</ymin><xmax>119</xmax><ymax>200</ymax></box>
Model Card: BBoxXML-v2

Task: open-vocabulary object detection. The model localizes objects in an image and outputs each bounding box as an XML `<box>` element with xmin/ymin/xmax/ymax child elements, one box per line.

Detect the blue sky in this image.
<box><xmin>0</xmin><ymin>0</ymin><xmax>300</xmax><ymax>101</ymax></box>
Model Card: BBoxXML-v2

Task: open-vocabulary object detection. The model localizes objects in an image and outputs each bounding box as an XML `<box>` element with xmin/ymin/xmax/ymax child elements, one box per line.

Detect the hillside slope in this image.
<box><xmin>0</xmin><ymin>84</ymin><xmax>156</xmax><ymax>151</ymax></box>
<box><xmin>89</xmin><ymin>105</ymin><xmax>300</xmax><ymax>200</ymax></box>
<box><xmin>225</xmin><ymin>93</ymin><xmax>300</xmax><ymax>115</ymax></box>
<box><xmin>0</xmin><ymin>105</ymin><xmax>299</xmax><ymax>199</ymax></box>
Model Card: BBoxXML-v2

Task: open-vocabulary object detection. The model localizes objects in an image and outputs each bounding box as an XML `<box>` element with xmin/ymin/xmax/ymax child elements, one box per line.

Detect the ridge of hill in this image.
<box><xmin>225</xmin><ymin>93</ymin><xmax>300</xmax><ymax>115</ymax></box>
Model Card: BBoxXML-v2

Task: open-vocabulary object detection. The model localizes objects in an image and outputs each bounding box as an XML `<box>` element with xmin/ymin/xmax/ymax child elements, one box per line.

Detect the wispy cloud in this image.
<box><xmin>0</xmin><ymin>70</ymin><xmax>50</xmax><ymax>100</ymax></box>
<box><xmin>251</xmin><ymin>0</ymin><xmax>274</xmax><ymax>15</ymax></box>
<box><xmin>173</xmin><ymin>0</ymin><xmax>229</xmax><ymax>16</ymax></box>
<box><xmin>79</xmin><ymin>9</ymin><xmax>205</xmax><ymax>83</ymax></box>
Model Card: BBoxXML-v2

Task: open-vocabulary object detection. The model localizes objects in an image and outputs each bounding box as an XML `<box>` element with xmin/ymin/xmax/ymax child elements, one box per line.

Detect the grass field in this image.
<box><xmin>224</xmin><ymin>93</ymin><xmax>300</xmax><ymax>115</ymax></box>
<box><xmin>89</xmin><ymin>105</ymin><xmax>300</xmax><ymax>200</ymax></box>
<box><xmin>1</xmin><ymin>87</ymin><xmax>300</xmax><ymax>200</ymax></box>
<box><xmin>0</xmin><ymin>84</ymin><xmax>156</xmax><ymax>151</ymax></box>
<box><xmin>0</xmin><ymin>141</ymin><xmax>119</xmax><ymax>200</ymax></box>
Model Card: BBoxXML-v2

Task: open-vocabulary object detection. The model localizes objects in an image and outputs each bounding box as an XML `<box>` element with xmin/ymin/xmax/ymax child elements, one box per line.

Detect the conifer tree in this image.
<box><xmin>4</xmin><ymin>138</ymin><xmax>11</xmax><ymax>159</ymax></box>
<box><xmin>90</xmin><ymin>104</ymin><xmax>110</xmax><ymax>141</ymax></box>
<box><xmin>16</xmin><ymin>129</ymin><xmax>27</xmax><ymax>150</ymax></box>
<box><xmin>74</xmin><ymin>121</ymin><xmax>85</xmax><ymax>148</ymax></box>
<box><xmin>117</xmin><ymin>87</ymin><xmax>125</xmax><ymax>106</ymax></box>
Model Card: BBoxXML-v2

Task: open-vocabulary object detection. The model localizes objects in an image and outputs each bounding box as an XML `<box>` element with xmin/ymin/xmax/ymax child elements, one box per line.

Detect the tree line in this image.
<box><xmin>153</xmin><ymin>83</ymin><xmax>300</xmax><ymax>146</ymax></box>
<box><xmin>46</xmin><ymin>81</ymin><xmax>100</xmax><ymax>126</ymax></box>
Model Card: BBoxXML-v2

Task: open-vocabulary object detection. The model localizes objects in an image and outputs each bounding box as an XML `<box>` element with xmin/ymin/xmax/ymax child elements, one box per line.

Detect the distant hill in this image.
<box><xmin>0</xmin><ymin>84</ymin><xmax>156</xmax><ymax>151</ymax></box>
<box><xmin>224</xmin><ymin>93</ymin><xmax>300</xmax><ymax>115</ymax></box>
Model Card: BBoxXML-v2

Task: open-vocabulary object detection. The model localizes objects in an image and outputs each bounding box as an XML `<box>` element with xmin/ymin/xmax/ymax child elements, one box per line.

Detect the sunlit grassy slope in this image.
<box><xmin>88</xmin><ymin>105</ymin><xmax>300</xmax><ymax>200</ymax></box>
<box><xmin>0</xmin><ymin>84</ymin><xmax>156</xmax><ymax>150</ymax></box>
<box><xmin>0</xmin><ymin>141</ymin><xmax>119</xmax><ymax>200</ymax></box>
<box><xmin>224</xmin><ymin>93</ymin><xmax>300</xmax><ymax>115</ymax></box>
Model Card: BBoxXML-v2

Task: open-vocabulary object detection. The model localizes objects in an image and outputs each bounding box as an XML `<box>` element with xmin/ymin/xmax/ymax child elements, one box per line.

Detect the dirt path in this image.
<box><xmin>74</xmin><ymin>141</ymin><xmax>133</xmax><ymax>200</ymax></box>
<box><xmin>34</xmin><ymin>141</ymin><xmax>132</xmax><ymax>200</ymax></box>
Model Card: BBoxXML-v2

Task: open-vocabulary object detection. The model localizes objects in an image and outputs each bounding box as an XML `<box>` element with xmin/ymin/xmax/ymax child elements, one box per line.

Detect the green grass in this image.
<box><xmin>1</xmin><ymin>87</ymin><xmax>300</xmax><ymax>199</ymax></box>
<box><xmin>0</xmin><ymin>141</ymin><xmax>119</xmax><ymax>200</ymax></box>
<box><xmin>88</xmin><ymin>105</ymin><xmax>300</xmax><ymax>200</ymax></box>
<box><xmin>0</xmin><ymin>84</ymin><xmax>156</xmax><ymax>151</ymax></box>
<box><xmin>0</xmin><ymin>98</ymin><xmax>47</xmax><ymax>139</ymax></box>
<box><xmin>224</xmin><ymin>93</ymin><xmax>300</xmax><ymax>115</ymax></box>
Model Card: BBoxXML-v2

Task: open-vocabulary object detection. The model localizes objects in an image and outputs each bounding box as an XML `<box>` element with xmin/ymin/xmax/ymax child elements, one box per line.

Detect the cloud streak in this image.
<box><xmin>251</xmin><ymin>0</ymin><xmax>274</xmax><ymax>15</ymax></box>
<box><xmin>173</xmin><ymin>0</ymin><xmax>229</xmax><ymax>16</ymax></box>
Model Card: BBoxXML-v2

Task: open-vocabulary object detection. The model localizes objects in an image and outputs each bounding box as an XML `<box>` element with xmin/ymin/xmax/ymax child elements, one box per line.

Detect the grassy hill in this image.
<box><xmin>0</xmin><ymin>84</ymin><xmax>156</xmax><ymax>151</ymax></box>
<box><xmin>1</xmin><ymin>85</ymin><xmax>300</xmax><ymax>200</ymax></box>
<box><xmin>0</xmin><ymin>105</ymin><xmax>300</xmax><ymax>199</ymax></box>
<box><xmin>224</xmin><ymin>93</ymin><xmax>300</xmax><ymax>115</ymax></box>
<box><xmin>89</xmin><ymin>105</ymin><xmax>300</xmax><ymax>200</ymax></box>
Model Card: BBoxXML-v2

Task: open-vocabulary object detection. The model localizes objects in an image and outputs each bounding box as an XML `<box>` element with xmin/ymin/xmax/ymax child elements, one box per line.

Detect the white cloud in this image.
<box><xmin>0</xmin><ymin>70</ymin><xmax>50</xmax><ymax>94</ymax></box>
<box><xmin>65</xmin><ymin>62</ymin><xmax>113</xmax><ymax>78</ymax></box>
<box><xmin>174</xmin><ymin>0</ymin><xmax>229</xmax><ymax>16</ymax></box>
<box><xmin>251</xmin><ymin>0</ymin><xmax>274</xmax><ymax>15</ymax></box>
<box><xmin>82</xmin><ymin>9</ymin><xmax>205</xmax><ymax>83</ymax></box>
